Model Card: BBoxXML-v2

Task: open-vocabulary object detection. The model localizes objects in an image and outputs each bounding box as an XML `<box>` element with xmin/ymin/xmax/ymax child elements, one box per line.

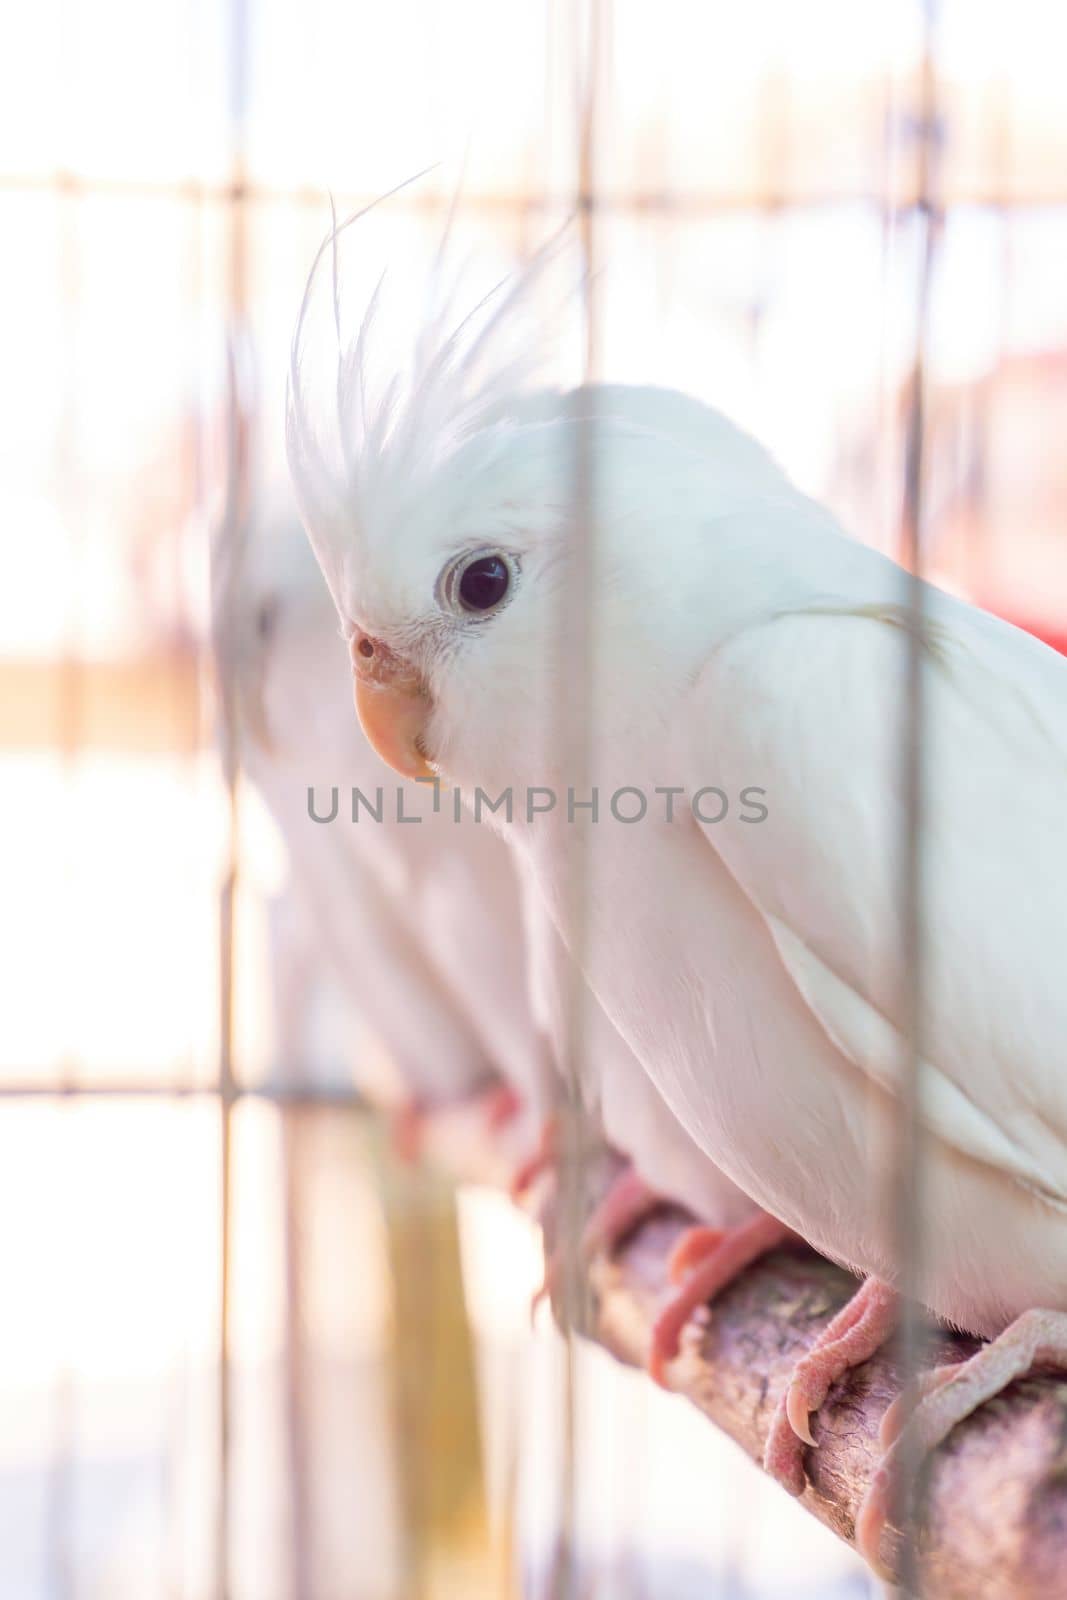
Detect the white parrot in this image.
<box><xmin>217</xmin><ymin>492</ymin><xmax>767</xmax><ymax>1343</ymax></box>
<box><xmin>288</xmin><ymin>245</ymin><xmax>1067</xmax><ymax>1573</ymax></box>
<box><xmin>515</xmin><ymin>848</ymin><xmax>786</xmax><ymax>1368</ymax></box>
<box><xmin>213</xmin><ymin>498</ymin><xmax>555</xmax><ymax>1142</ymax></box>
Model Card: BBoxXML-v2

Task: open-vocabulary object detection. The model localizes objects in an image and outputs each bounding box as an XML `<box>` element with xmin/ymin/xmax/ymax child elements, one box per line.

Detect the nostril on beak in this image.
<box><xmin>357</xmin><ymin>636</ymin><xmax>374</xmax><ymax>659</ymax></box>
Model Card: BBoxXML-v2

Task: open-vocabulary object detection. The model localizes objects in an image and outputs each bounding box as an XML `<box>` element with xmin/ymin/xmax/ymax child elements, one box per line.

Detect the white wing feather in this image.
<box><xmin>677</xmin><ymin>570</ymin><xmax>1067</xmax><ymax>1206</ymax></box>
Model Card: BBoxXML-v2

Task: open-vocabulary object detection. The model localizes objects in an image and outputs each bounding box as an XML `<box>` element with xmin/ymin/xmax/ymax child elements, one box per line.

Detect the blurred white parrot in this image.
<box><xmin>218</xmin><ymin>495</ymin><xmax>781</xmax><ymax>1348</ymax></box>
<box><xmin>516</xmin><ymin>850</ymin><xmax>786</xmax><ymax>1371</ymax></box>
<box><xmin>288</xmin><ymin>244</ymin><xmax>1067</xmax><ymax>1573</ymax></box>
<box><xmin>213</xmin><ymin>498</ymin><xmax>555</xmax><ymax>1143</ymax></box>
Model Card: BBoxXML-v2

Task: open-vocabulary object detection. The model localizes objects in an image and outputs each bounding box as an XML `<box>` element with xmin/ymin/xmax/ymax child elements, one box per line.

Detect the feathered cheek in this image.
<box><xmin>418</xmin><ymin>652</ymin><xmax>499</xmax><ymax>786</ymax></box>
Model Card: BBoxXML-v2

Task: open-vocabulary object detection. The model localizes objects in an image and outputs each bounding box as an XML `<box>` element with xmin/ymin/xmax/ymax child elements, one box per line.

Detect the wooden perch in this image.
<box><xmin>418</xmin><ymin>1099</ymin><xmax>1067</xmax><ymax>1597</ymax></box>
<box><xmin>591</xmin><ymin>1211</ymin><xmax>1067</xmax><ymax>1599</ymax></box>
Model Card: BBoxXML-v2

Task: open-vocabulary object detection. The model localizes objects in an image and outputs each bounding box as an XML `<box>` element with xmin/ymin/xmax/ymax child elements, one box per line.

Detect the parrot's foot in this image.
<box><xmin>509</xmin><ymin>1114</ymin><xmax>558</xmax><ymax>1202</ymax></box>
<box><xmin>764</xmin><ymin>1275</ymin><xmax>896</xmax><ymax>1498</ymax></box>
<box><xmin>532</xmin><ymin>1160</ymin><xmax>654</xmax><ymax>1324</ymax></box>
<box><xmin>580</xmin><ymin>1164</ymin><xmax>660</xmax><ymax>1261</ymax></box>
<box><xmin>531</xmin><ymin>1250</ymin><xmax>559</xmax><ymax>1323</ymax></box>
<box><xmin>479</xmin><ymin>1080</ymin><xmax>524</xmax><ymax>1132</ymax></box>
<box><xmin>856</xmin><ymin>1308</ymin><xmax>1067</xmax><ymax>1577</ymax></box>
<box><xmin>388</xmin><ymin>1098</ymin><xmax>425</xmax><ymax>1164</ymax></box>
<box><xmin>649</xmin><ymin>1212</ymin><xmax>793</xmax><ymax>1387</ymax></box>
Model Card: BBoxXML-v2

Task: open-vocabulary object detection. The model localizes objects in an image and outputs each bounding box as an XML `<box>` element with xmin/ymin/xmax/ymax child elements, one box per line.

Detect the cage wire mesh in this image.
<box><xmin>2</xmin><ymin>0</ymin><xmax>1066</xmax><ymax>1596</ymax></box>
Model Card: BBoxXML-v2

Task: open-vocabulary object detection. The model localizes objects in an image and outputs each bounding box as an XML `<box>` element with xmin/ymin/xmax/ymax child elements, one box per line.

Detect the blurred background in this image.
<box><xmin>2</xmin><ymin>0</ymin><xmax>1066</xmax><ymax>1595</ymax></box>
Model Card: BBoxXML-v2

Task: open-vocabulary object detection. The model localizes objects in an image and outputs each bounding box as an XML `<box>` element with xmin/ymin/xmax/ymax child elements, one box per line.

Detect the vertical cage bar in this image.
<box><xmin>892</xmin><ymin>3</ymin><xmax>941</xmax><ymax>1592</ymax></box>
<box><xmin>216</xmin><ymin>1</ymin><xmax>252</xmax><ymax>1592</ymax></box>
<box><xmin>45</xmin><ymin>164</ymin><xmax>82</xmax><ymax>1600</ymax></box>
<box><xmin>545</xmin><ymin>3</ymin><xmax>608</xmax><ymax>1595</ymax></box>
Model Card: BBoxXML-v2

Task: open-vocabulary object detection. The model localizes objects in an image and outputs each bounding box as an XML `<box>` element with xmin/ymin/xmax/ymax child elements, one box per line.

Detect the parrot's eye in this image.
<box><xmin>439</xmin><ymin>549</ymin><xmax>518</xmax><ymax>619</ymax></box>
<box><xmin>460</xmin><ymin>555</ymin><xmax>509</xmax><ymax>611</ymax></box>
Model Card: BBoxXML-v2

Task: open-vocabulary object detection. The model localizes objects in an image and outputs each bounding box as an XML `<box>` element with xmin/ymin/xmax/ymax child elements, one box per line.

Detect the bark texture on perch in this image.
<box><xmin>418</xmin><ymin>1100</ymin><xmax>1067</xmax><ymax>1597</ymax></box>
<box><xmin>590</xmin><ymin>1210</ymin><xmax>1067</xmax><ymax>1600</ymax></box>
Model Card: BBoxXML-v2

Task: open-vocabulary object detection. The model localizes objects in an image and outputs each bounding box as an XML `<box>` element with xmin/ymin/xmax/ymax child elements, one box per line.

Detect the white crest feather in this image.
<box><xmin>286</xmin><ymin>188</ymin><xmax>581</xmax><ymax>624</ymax></box>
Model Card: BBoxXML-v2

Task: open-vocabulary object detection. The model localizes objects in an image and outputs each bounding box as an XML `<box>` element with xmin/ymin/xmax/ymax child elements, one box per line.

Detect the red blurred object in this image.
<box><xmin>985</xmin><ymin>606</ymin><xmax>1067</xmax><ymax>657</ymax></box>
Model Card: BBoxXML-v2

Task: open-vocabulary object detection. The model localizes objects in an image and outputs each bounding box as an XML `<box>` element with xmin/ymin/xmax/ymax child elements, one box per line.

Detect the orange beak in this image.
<box><xmin>350</xmin><ymin>628</ymin><xmax>435</xmax><ymax>781</ymax></box>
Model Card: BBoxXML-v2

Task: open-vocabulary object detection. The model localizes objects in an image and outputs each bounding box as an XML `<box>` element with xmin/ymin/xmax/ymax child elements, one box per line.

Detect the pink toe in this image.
<box><xmin>582</xmin><ymin>1167</ymin><xmax>659</xmax><ymax>1261</ymax></box>
<box><xmin>763</xmin><ymin>1400</ymin><xmax>809</xmax><ymax>1497</ymax></box>
<box><xmin>648</xmin><ymin>1296</ymin><xmax>692</xmax><ymax>1386</ymax></box>
<box><xmin>855</xmin><ymin>1466</ymin><xmax>894</xmax><ymax>1578</ymax></box>
<box><xmin>483</xmin><ymin>1081</ymin><xmax>523</xmax><ymax>1132</ymax></box>
<box><xmin>667</xmin><ymin>1226</ymin><xmax>726</xmax><ymax>1283</ymax></box>
<box><xmin>390</xmin><ymin>1101</ymin><xmax>424</xmax><ymax>1164</ymax></box>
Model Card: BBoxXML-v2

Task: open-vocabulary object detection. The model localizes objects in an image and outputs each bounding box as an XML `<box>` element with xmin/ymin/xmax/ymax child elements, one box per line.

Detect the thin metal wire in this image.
<box><xmin>280</xmin><ymin>1104</ymin><xmax>314</xmax><ymax>1600</ymax></box>
<box><xmin>5</xmin><ymin>168</ymin><xmax>1067</xmax><ymax>210</ymax></box>
<box><xmin>45</xmin><ymin>128</ymin><xmax>83</xmax><ymax>1600</ymax></box>
<box><xmin>216</xmin><ymin>756</ymin><xmax>237</xmax><ymax>1600</ymax></box>
<box><xmin>0</xmin><ymin>1081</ymin><xmax>372</xmax><ymax>1104</ymax></box>
<box><xmin>542</xmin><ymin>4</ymin><xmax>607</xmax><ymax>1596</ymax></box>
<box><xmin>214</xmin><ymin>2</ymin><xmax>252</xmax><ymax>1591</ymax></box>
<box><xmin>891</xmin><ymin>6</ymin><xmax>941</xmax><ymax>1593</ymax></box>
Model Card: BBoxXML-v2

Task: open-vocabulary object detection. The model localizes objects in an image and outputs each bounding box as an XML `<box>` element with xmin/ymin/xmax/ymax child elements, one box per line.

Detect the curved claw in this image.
<box><xmin>786</xmin><ymin>1386</ymin><xmax>817</xmax><ymax>1447</ymax></box>
<box><xmin>763</xmin><ymin>1392</ymin><xmax>811</xmax><ymax>1498</ymax></box>
<box><xmin>779</xmin><ymin>1277</ymin><xmax>897</xmax><ymax>1452</ymax></box>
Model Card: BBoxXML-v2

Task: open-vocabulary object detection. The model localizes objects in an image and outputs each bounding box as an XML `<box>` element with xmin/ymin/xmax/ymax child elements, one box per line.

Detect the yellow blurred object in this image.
<box><xmin>375</xmin><ymin>1125</ymin><xmax>515</xmax><ymax>1600</ymax></box>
